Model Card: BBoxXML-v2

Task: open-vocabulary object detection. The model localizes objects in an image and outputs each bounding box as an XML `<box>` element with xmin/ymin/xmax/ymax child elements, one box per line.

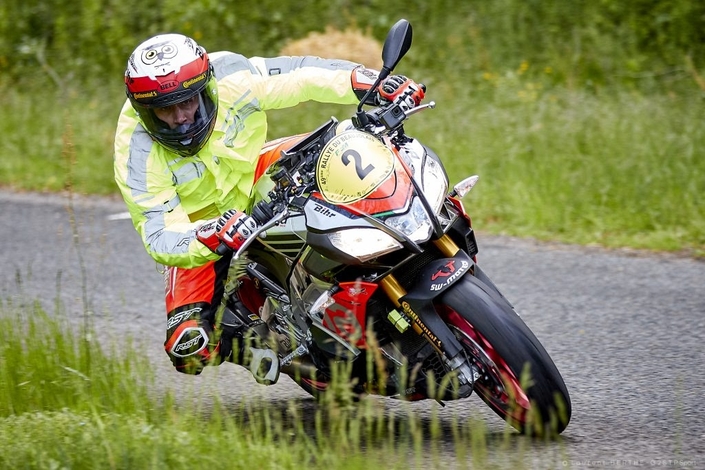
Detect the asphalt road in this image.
<box><xmin>1</xmin><ymin>189</ymin><xmax>703</xmax><ymax>468</ymax></box>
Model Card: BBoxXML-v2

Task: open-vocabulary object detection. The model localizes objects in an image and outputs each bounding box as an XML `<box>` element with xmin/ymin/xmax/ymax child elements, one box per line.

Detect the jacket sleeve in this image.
<box><xmin>225</xmin><ymin>55</ymin><xmax>379</xmax><ymax>110</ymax></box>
<box><xmin>114</xmin><ymin>102</ymin><xmax>219</xmax><ymax>268</ymax></box>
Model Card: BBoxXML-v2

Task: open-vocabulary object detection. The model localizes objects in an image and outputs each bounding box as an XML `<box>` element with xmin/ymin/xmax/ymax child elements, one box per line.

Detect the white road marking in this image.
<box><xmin>107</xmin><ymin>212</ymin><xmax>132</xmax><ymax>221</ymax></box>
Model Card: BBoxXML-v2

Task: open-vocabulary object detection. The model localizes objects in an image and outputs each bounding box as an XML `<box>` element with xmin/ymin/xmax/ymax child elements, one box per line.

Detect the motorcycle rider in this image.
<box><xmin>114</xmin><ymin>33</ymin><xmax>425</xmax><ymax>384</ymax></box>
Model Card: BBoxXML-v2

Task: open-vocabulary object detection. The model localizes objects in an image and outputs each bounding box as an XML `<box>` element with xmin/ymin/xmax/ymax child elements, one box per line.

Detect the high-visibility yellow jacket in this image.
<box><xmin>115</xmin><ymin>52</ymin><xmax>374</xmax><ymax>268</ymax></box>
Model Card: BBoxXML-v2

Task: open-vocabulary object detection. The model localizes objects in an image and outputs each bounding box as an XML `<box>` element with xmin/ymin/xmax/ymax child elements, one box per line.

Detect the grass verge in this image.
<box><xmin>0</xmin><ymin>300</ymin><xmax>511</xmax><ymax>469</ymax></box>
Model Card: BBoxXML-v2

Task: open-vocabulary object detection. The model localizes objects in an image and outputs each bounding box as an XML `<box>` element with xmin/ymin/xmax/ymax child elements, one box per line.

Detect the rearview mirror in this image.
<box><xmin>355</xmin><ymin>19</ymin><xmax>414</xmax><ymax>115</ymax></box>
<box><xmin>381</xmin><ymin>19</ymin><xmax>413</xmax><ymax>75</ymax></box>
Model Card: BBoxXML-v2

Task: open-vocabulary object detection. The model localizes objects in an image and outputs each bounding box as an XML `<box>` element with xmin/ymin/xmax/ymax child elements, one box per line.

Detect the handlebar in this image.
<box><xmin>232</xmin><ymin>208</ymin><xmax>289</xmax><ymax>259</ymax></box>
<box><xmin>214</xmin><ymin>203</ymin><xmax>289</xmax><ymax>258</ymax></box>
<box><xmin>215</xmin><ymin>242</ymin><xmax>231</xmax><ymax>256</ymax></box>
<box><xmin>251</xmin><ymin>200</ymin><xmax>276</xmax><ymax>225</ymax></box>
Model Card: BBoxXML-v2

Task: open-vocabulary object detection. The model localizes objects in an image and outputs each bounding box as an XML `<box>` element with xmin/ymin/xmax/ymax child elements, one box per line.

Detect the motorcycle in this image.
<box><xmin>221</xmin><ymin>19</ymin><xmax>571</xmax><ymax>435</ymax></box>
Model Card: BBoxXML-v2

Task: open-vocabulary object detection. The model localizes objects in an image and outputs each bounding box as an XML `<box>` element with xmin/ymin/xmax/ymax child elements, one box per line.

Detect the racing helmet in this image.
<box><xmin>125</xmin><ymin>34</ymin><xmax>218</xmax><ymax>156</ymax></box>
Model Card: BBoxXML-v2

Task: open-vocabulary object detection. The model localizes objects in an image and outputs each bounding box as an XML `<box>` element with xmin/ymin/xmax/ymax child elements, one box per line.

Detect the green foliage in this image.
<box><xmin>0</xmin><ymin>80</ymin><xmax>120</xmax><ymax>194</ymax></box>
<box><xmin>2</xmin><ymin>0</ymin><xmax>705</xmax><ymax>91</ymax></box>
<box><xmin>0</xmin><ymin>300</ymin><xmax>153</xmax><ymax>417</ymax></box>
<box><xmin>436</xmin><ymin>86</ymin><xmax>705</xmax><ymax>252</ymax></box>
<box><xmin>1</xmin><ymin>1</ymin><xmax>704</xmax><ymax>253</ymax></box>
<box><xmin>0</xmin><ymin>409</ymin><xmax>409</xmax><ymax>469</ymax></box>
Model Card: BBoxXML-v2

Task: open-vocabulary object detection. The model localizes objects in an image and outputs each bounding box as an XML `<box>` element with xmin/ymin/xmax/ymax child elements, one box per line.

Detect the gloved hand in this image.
<box><xmin>378</xmin><ymin>75</ymin><xmax>425</xmax><ymax>111</ymax></box>
<box><xmin>196</xmin><ymin>210</ymin><xmax>258</xmax><ymax>253</ymax></box>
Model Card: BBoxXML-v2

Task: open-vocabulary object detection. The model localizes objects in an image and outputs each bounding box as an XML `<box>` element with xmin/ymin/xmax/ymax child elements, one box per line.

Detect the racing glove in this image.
<box><xmin>196</xmin><ymin>210</ymin><xmax>258</xmax><ymax>253</ymax></box>
<box><xmin>378</xmin><ymin>75</ymin><xmax>425</xmax><ymax>111</ymax></box>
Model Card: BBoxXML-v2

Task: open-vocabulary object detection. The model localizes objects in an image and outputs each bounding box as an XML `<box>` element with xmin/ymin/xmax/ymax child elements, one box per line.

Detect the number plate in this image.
<box><xmin>316</xmin><ymin>130</ymin><xmax>395</xmax><ymax>204</ymax></box>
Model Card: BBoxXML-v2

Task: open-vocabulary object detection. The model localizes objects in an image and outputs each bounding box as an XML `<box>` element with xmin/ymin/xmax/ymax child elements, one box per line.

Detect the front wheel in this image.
<box><xmin>438</xmin><ymin>274</ymin><xmax>572</xmax><ymax>435</ymax></box>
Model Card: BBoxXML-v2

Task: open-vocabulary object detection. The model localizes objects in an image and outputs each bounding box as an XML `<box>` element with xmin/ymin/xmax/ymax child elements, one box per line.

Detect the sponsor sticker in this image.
<box><xmin>401</xmin><ymin>301</ymin><xmax>442</xmax><ymax>349</ymax></box>
<box><xmin>430</xmin><ymin>260</ymin><xmax>470</xmax><ymax>292</ymax></box>
<box><xmin>183</xmin><ymin>73</ymin><xmax>206</xmax><ymax>88</ymax></box>
<box><xmin>166</xmin><ymin>307</ymin><xmax>202</xmax><ymax>330</ymax></box>
<box><xmin>133</xmin><ymin>91</ymin><xmax>158</xmax><ymax>99</ymax></box>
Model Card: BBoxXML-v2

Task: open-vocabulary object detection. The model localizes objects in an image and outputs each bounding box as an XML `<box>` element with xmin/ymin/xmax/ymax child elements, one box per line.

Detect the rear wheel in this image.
<box><xmin>287</xmin><ymin>365</ymin><xmax>330</xmax><ymax>400</ymax></box>
<box><xmin>438</xmin><ymin>275</ymin><xmax>571</xmax><ymax>435</ymax></box>
<box><xmin>284</xmin><ymin>358</ymin><xmax>365</xmax><ymax>403</ymax></box>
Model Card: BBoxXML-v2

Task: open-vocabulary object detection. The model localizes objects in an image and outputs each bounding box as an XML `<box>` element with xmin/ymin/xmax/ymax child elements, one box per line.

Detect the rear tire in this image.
<box><xmin>285</xmin><ymin>358</ymin><xmax>365</xmax><ymax>403</ymax></box>
<box><xmin>438</xmin><ymin>274</ymin><xmax>572</xmax><ymax>435</ymax></box>
<box><xmin>288</xmin><ymin>367</ymin><xmax>330</xmax><ymax>401</ymax></box>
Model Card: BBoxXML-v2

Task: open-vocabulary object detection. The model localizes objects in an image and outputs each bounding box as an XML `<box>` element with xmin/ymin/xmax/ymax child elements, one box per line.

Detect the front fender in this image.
<box><xmin>405</xmin><ymin>248</ymin><xmax>513</xmax><ymax>312</ymax></box>
<box><xmin>398</xmin><ymin>250</ymin><xmax>475</xmax><ymax>359</ymax></box>
<box><xmin>396</xmin><ymin>250</ymin><xmax>513</xmax><ymax>360</ymax></box>
<box><xmin>403</xmin><ymin>250</ymin><xmax>474</xmax><ymax>301</ymax></box>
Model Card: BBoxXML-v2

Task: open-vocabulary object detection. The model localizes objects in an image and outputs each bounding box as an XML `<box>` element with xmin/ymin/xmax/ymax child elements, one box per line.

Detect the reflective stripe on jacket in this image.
<box><xmin>115</xmin><ymin>52</ymin><xmax>371</xmax><ymax>268</ymax></box>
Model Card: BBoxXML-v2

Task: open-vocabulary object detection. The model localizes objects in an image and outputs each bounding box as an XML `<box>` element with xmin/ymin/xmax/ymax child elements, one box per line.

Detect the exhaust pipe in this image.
<box><xmin>280</xmin><ymin>357</ymin><xmax>319</xmax><ymax>379</ymax></box>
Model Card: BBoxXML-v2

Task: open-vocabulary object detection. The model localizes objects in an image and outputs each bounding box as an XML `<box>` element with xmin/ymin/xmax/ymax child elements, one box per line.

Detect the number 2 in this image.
<box><xmin>341</xmin><ymin>150</ymin><xmax>375</xmax><ymax>180</ymax></box>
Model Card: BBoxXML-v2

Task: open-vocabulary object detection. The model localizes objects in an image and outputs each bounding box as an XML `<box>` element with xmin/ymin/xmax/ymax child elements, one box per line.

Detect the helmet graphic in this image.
<box><xmin>125</xmin><ymin>34</ymin><xmax>218</xmax><ymax>156</ymax></box>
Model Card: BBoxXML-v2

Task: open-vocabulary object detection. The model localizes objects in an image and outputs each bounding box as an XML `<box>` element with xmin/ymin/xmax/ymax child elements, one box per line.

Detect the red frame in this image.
<box><xmin>321</xmin><ymin>281</ymin><xmax>379</xmax><ymax>348</ymax></box>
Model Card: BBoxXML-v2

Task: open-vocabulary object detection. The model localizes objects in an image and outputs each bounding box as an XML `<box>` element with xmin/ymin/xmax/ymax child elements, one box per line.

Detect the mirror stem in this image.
<box><xmin>356</xmin><ymin>67</ymin><xmax>391</xmax><ymax>113</ymax></box>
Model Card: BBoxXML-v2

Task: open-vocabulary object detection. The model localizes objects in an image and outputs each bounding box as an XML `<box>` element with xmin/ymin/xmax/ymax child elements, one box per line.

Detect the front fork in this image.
<box><xmin>379</xmin><ymin>234</ymin><xmax>480</xmax><ymax>393</ymax></box>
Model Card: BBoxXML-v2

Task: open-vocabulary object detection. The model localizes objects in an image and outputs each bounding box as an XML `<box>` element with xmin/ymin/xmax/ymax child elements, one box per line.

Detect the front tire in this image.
<box><xmin>438</xmin><ymin>274</ymin><xmax>572</xmax><ymax>435</ymax></box>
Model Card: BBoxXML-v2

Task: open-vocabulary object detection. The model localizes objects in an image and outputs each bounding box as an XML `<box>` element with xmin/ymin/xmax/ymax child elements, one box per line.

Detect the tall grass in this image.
<box><xmin>0</xmin><ymin>301</ymin><xmax>507</xmax><ymax>469</ymax></box>
<box><xmin>0</xmin><ymin>79</ymin><xmax>117</xmax><ymax>195</ymax></box>
<box><xmin>436</xmin><ymin>84</ymin><xmax>705</xmax><ymax>252</ymax></box>
<box><xmin>0</xmin><ymin>300</ymin><xmax>153</xmax><ymax>417</ymax></box>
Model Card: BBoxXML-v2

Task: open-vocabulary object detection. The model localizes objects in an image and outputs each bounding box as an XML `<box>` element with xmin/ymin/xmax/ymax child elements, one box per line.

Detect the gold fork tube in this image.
<box><xmin>379</xmin><ymin>274</ymin><xmax>424</xmax><ymax>336</ymax></box>
<box><xmin>433</xmin><ymin>234</ymin><xmax>461</xmax><ymax>257</ymax></box>
<box><xmin>379</xmin><ymin>274</ymin><xmax>405</xmax><ymax>308</ymax></box>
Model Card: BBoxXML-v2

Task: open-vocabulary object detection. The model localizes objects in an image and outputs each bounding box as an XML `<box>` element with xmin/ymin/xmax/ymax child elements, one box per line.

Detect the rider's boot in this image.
<box><xmin>219</xmin><ymin>301</ymin><xmax>280</xmax><ymax>385</ymax></box>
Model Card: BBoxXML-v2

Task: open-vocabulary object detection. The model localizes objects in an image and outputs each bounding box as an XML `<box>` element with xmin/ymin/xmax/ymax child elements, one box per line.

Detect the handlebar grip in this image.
<box><xmin>251</xmin><ymin>200</ymin><xmax>275</xmax><ymax>225</ymax></box>
<box><xmin>215</xmin><ymin>242</ymin><xmax>231</xmax><ymax>256</ymax></box>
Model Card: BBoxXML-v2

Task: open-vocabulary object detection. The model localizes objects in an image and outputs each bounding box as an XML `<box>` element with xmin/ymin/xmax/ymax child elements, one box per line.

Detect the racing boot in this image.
<box><xmin>218</xmin><ymin>301</ymin><xmax>280</xmax><ymax>385</ymax></box>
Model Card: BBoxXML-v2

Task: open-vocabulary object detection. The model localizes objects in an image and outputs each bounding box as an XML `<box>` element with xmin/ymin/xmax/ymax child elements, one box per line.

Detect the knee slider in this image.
<box><xmin>165</xmin><ymin>304</ymin><xmax>215</xmax><ymax>375</ymax></box>
<box><xmin>166</xmin><ymin>320</ymin><xmax>213</xmax><ymax>374</ymax></box>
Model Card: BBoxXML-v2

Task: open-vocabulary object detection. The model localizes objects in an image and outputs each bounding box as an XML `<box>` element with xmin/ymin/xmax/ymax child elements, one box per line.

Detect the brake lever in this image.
<box><xmin>404</xmin><ymin>101</ymin><xmax>436</xmax><ymax>117</ymax></box>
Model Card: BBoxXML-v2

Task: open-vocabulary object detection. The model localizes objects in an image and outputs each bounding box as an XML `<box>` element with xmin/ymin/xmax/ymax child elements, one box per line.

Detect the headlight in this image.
<box><xmin>328</xmin><ymin>228</ymin><xmax>402</xmax><ymax>262</ymax></box>
<box><xmin>399</xmin><ymin>140</ymin><xmax>448</xmax><ymax>215</ymax></box>
<box><xmin>383</xmin><ymin>149</ymin><xmax>448</xmax><ymax>244</ymax></box>
<box><xmin>384</xmin><ymin>196</ymin><xmax>433</xmax><ymax>243</ymax></box>
<box><xmin>422</xmin><ymin>156</ymin><xmax>448</xmax><ymax>214</ymax></box>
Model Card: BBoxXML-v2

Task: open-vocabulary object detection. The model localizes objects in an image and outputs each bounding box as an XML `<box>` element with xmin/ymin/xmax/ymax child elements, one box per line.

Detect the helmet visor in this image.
<box><xmin>136</xmin><ymin>87</ymin><xmax>217</xmax><ymax>155</ymax></box>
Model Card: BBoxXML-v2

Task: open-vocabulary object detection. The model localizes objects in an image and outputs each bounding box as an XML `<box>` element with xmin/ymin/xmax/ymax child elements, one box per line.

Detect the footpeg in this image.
<box><xmin>247</xmin><ymin>347</ymin><xmax>280</xmax><ymax>385</ymax></box>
